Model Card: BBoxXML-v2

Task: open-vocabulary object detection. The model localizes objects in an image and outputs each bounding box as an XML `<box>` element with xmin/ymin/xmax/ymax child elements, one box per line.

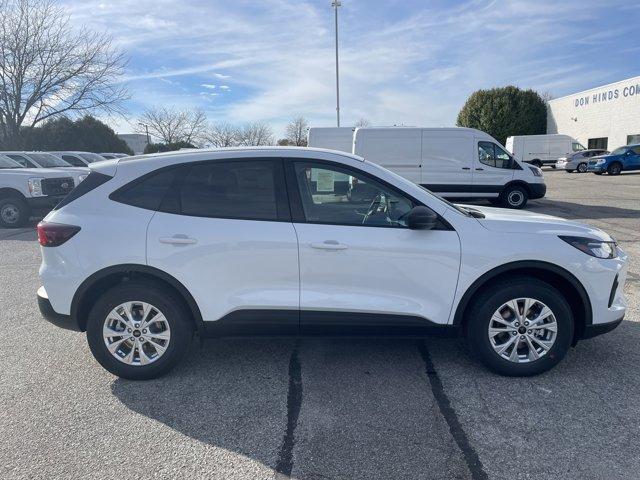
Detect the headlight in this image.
<box><xmin>595</xmin><ymin>159</ymin><xmax>606</xmax><ymax>165</ymax></box>
<box><xmin>78</xmin><ymin>174</ymin><xmax>88</xmax><ymax>183</ymax></box>
<box><xmin>559</xmin><ymin>235</ymin><xmax>617</xmax><ymax>259</ymax></box>
<box><xmin>28</xmin><ymin>177</ymin><xmax>45</xmax><ymax>197</ymax></box>
<box><xmin>528</xmin><ymin>166</ymin><xmax>543</xmax><ymax>177</ymax></box>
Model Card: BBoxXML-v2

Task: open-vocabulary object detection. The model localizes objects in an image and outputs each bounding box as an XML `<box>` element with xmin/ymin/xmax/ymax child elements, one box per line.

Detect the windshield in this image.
<box><xmin>419</xmin><ymin>186</ymin><xmax>473</xmax><ymax>217</ymax></box>
<box><xmin>0</xmin><ymin>157</ymin><xmax>23</xmax><ymax>169</ymax></box>
<box><xmin>610</xmin><ymin>147</ymin><xmax>627</xmax><ymax>156</ymax></box>
<box><xmin>79</xmin><ymin>152</ymin><xmax>105</xmax><ymax>163</ymax></box>
<box><xmin>27</xmin><ymin>153</ymin><xmax>72</xmax><ymax>168</ymax></box>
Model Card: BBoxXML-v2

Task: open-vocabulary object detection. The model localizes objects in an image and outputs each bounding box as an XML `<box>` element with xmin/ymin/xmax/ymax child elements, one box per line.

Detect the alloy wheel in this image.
<box><xmin>102</xmin><ymin>301</ymin><xmax>171</xmax><ymax>366</ymax></box>
<box><xmin>488</xmin><ymin>297</ymin><xmax>557</xmax><ymax>363</ymax></box>
<box><xmin>577</xmin><ymin>163</ymin><xmax>587</xmax><ymax>173</ymax></box>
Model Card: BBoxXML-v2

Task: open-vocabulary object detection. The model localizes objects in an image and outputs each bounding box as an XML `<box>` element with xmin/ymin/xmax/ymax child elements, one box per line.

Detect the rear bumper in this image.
<box><xmin>26</xmin><ymin>195</ymin><xmax>66</xmax><ymax>213</ymax></box>
<box><xmin>581</xmin><ymin>315</ymin><xmax>624</xmax><ymax>339</ymax></box>
<box><xmin>528</xmin><ymin>182</ymin><xmax>547</xmax><ymax>199</ymax></box>
<box><xmin>37</xmin><ymin>286</ymin><xmax>81</xmax><ymax>332</ymax></box>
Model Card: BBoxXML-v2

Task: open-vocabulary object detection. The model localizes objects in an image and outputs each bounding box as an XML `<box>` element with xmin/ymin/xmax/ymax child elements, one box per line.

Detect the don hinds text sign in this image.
<box><xmin>574</xmin><ymin>81</ymin><xmax>640</xmax><ymax>108</ymax></box>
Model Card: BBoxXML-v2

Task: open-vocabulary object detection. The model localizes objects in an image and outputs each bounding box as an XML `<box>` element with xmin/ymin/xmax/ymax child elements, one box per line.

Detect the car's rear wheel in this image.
<box><xmin>86</xmin><ymin>282</ymin><xmax>193</xmax><ymax>380</ymax></box>
<box><xmin>500</xmin><ymin>185</ymin><xmax>528</xmax><ymax>209</ymax></box>
<box><xmin>577</xmin><ymin>162</ymin><xmax>588</xmax><ymax>173</ymax></box>
<box><xmin>466</xmin><ymin>278</ymin><xmax>573</xmax><ymax>376</ymax></box>
<box><xmin>0</xmin><ymin>196</ymin><xmax>30</xmax><ymax>228</ymax></box>
<box><xmin>607</xmin><ymin>162</ymin><xmax>622</xmax><ymax>175</ymax></box>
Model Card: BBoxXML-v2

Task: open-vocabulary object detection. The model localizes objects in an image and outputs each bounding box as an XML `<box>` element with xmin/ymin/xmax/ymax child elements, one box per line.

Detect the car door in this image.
<box><xmin>628</xmin><ymin>146</ymin><xmax>640</xmax><ymax>170</ymax></box>
<box><xmin>145</xmin><ymin>158</ymin><xmax>300</xmax><ymax>334</ymax></box>
<box><xmin>421</xmin><ymin>131</ymin><xmax>474</xmax><ymax>195</ymax></box>
<box><xmin>473</xmin><ymin>141</ymin><xmax>515</xmax><ymax>195</ymax></box>
<box><xmin>286</xmin><ymin>159</ymin><xmax>461</xmax><ymax>334</ymax></box>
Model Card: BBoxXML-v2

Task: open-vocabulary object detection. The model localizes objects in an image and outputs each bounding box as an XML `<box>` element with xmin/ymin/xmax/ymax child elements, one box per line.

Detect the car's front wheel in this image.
<box><xmin>86</xmin><ymin>282</ymin><xmax>193</xmax><ymax>380</ymax></box>
<box><xmin>500</xmin><ymin>185</ymin><xmax>528</xmax><ymax>209</ymax></box>
<box><xmin>577</xmin><ymin>162</ymin><xmax>588</xmax><ymax>173</ymax></box>
<box><xmin>607</xmin><ymin>162</ymin><xmax>622</xmax><ymax>175</ymax></box>
<box><xmin>466</xmin><ymin>278</ymin><xmax>573</xmax><ymax>376</ymax></box>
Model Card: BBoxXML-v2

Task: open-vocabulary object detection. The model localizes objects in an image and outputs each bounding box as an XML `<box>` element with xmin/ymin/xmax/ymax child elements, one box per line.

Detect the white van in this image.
<box><xmin>352</xmin><ymin>127</ymin><xmax>546</xmax><ymax>208</ymax></box>
<box><xmin>505</xmin><ymin>134</ymin><xmax>585</xmax><ymax>168</ymax></box>
<box><xmin>307</xmin><ymin>127</ymin><xmax>355</xmax><ymax>153</ymax></box>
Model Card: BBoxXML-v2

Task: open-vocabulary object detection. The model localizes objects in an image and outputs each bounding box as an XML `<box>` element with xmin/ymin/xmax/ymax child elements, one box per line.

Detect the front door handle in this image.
<box><xmin>475</xmin><ymin>168</ymin><xmax>484</xmax><ymax>171</ymax></box>
<box><xmin>311</xmin><ymin>240</ymin><xmax>348</xmax><ymax>251</ymax></box>
<box><xmin>159</xmin><ymin>235</ymin><xmax>198</xmax><ymax>245</ymax></box>
<box><xmin>461</xmin><ymin>167</ymin><xmax>471</xmax><ymax>170</ymax></box>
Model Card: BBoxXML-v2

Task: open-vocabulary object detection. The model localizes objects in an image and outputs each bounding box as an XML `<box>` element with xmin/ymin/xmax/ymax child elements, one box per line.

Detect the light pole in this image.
<box><xmin>332</xmin><ymin>0</ymin><xmax>341</xmax><ymax>127</ymax></box>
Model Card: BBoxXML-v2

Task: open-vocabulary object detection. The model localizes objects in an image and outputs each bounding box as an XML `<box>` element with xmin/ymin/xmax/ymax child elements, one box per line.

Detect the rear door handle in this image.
<box><xmin>311</xmin><ymin>240</ymin><xmax>348</xmax><ymax>251</ymax></box>
<box><xmin>475</xmin><ymin>168</ymin><xmax>484</xmax><ymax>171</ymax></box>
<box><xmin>159</xmin><ymin>235</ymin><xmax>198</xmax><ymax>245</ymax></box>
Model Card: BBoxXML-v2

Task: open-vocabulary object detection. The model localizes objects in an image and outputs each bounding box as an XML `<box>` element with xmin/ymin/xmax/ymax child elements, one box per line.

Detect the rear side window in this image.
<box><xmin>54</xmin><ymin>171</ymin><xmax>112</xmax><ymax>210</ymax></box>
<box><xmin>7</xmin><ymin>154</ymin><xmax>34</xmax><ymax>167</ymax></box>
<box><xmin>110</xmin><ymin>168</ymin><xmax>177</xmax><ymax>211</ymax></box>
<box><xmin>177</xmin><ymin>160</ymin><xmax>280</xmax><ymax>220</ymax></box>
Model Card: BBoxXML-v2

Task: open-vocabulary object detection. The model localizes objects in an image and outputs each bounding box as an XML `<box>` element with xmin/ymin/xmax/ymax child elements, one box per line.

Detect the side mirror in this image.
<box><xmin>405</xmin><ymin>206</ymin><xmax>438</xmax><ymax>230</ymax></box>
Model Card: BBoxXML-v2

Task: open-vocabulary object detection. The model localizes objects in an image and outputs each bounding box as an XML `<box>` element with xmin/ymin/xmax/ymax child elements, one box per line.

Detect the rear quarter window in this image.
<box><xmin>110</xmin><ymin>168</ymin><xmax>178</xmax><ymax>211</ymax></box>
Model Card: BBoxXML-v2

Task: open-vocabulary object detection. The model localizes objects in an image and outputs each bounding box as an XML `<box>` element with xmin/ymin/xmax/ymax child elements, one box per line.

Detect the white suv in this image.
<box><xmin>36</xmin><ymin>148</ymin><xmax>627</xmax><ymax>379</ymax></box>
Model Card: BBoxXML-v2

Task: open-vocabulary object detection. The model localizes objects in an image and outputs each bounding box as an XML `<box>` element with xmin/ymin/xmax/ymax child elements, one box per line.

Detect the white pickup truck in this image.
<box><xmin>0</xmin><ymin>155</ymin><xmax>76</xmax><ymax>228</ymax></box>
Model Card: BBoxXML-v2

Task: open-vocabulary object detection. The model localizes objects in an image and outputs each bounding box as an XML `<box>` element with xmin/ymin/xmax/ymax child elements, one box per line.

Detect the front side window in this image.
<box><xmin>178</xmin><ymin>160</ymin><xmax>280</xmax><ymax>220</ymax></box>
<box><xmin>478</xmin><ymin>142</ymin><xmax>513</xmax><ymax>169</ymax></box>
<box><xmin>27</xmin><ymin>153</ymin><xmax>71</xmax><ymax>168</ymax></box>
<box><xmin>62</xmin><ymin>155</ymin><xmax>86</xmax><ymax>167</ymax></box>
<box><xmin>293</xmin><ymin>162</ymin><xmax>414</xmax><ymax>227</ymax></box>
<box><xmin>572</xmin><ymin>142</ymin><xmax>586</xmax><ymax>152</ymax></box>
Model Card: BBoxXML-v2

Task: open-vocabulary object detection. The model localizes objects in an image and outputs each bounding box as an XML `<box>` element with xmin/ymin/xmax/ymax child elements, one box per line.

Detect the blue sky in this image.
<box><xmin>61</xmin><ymin>0</ymin><xmax>640</xmax><ymax>138</ymax></box>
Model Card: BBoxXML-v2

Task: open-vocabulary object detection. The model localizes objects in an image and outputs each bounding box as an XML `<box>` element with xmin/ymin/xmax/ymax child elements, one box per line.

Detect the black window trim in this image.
<box><xmin>110</xmin><ymin>157</ymin><xmax>291</xmax><ymax>223</ymax></box>
<box><xmin>283</xmin><ymin>157</ymin><xmax>454</xmax><ymax>231</ymax></box>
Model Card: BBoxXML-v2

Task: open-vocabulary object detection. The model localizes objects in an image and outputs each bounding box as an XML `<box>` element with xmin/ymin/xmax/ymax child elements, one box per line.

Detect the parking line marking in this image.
<box><xmin>417</xmin><ymin>340</ymin><xmax>488</xmax><ymax>480</ymax></box>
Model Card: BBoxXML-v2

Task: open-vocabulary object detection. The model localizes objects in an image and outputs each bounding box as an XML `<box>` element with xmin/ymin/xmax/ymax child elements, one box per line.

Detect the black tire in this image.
<box><xmin>86</xmin><ymin>282</ymin><xmax>193</xmax><ymax>380</ymax></box>
<box><xmin>530</xmin><ymin>160</ymin><xmax>543</xmax><ymax>168</ymax></box>
<box><xmin>488</xmin><ymin>198</ymin><xmax>501</xmax><ymax>206</ymax></box>
<box><xmin>0</xmin><ymin>196</ymin><xmax>31</xmax><ymax>228</ymax></box>
<box><xmin>466</xmin><ymin>278</ymin><xmax>573</xmax><ymax>376</ymax></box>
<box><xmin>500</xmin><ymin>184</ymin><xmax>528</xmax><ymax>209</ymax></box>
<box><xmin>607</xmin><ymin>162</ymin><xmax>622</xmax><ymax>175</ymax></box>
<box><xmin>576</xmin><ymin>162</ymin><xmax>588</xmax><ymax>173</ymax></box>
<box><xmin>593</xmin><ymin>172</ymin><xmax>603</xmax><ymax>175</ymax></box>
<box><xmin>550</xmin><ymin>165</ymin><xmax>556</xmax><ymax>169</ymax></box>
<box><xmin>566</xmin><ymin>169</ymin><xmax>574</xmax><ymax>173</ymax></box>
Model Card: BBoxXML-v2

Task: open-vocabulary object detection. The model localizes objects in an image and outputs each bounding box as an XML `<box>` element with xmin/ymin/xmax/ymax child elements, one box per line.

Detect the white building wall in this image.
<box><xmin>547</xmin><ymin>75</ymin><xmax>640</xmax><ymax>150</ymax></box>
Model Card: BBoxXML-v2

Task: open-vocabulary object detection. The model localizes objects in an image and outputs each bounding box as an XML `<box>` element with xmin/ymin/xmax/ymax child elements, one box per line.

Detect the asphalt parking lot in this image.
<box><xmin>1</xmin><ymin>169</ymin><xmax>639</xmax><ymax>480</ymax></box>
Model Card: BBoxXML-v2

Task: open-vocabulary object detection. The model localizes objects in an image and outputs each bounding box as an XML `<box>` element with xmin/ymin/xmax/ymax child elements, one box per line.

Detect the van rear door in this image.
<box><xmin>420</xmin><ymin>131</ymin><xmax>473</xmax><ymax>195</ymax></box>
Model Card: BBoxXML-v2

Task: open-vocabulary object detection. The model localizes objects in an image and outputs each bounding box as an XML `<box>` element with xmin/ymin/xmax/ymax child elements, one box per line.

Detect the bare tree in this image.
<box><xmin>235</xmin><ymin>122</ymin><xmax>274</xmax><ymax>146</ymax></box>
<box><xmin>540</xmin><ymin>91</ymin><xmax>554</xmax><ymax>104</ymax></box>
<box><xmin>285</xmin><ymin>116</ymin><xmax>308</xmax><ymax>146</ymax></box>
<box><xmin>0</xmin><ymin>0</ymin><xmax>128</xmax><ymax>148</ymax></box>
<box><xmin>137</xmin><ymin>106</ymin><xmax>207</xmax><ymax>145</ymax></box>
<box><xmin>354</xmin><ymin>118</ymin><xmax>371</xmax><ymax>128</ymax></box>
<box><xmin>204</xmin><ymin>122</ymin><xmax>239</xmax><ymax>147</ymax></box>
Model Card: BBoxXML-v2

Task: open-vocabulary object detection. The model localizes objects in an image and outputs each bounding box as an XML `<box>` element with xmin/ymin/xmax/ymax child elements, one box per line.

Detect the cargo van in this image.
<box><xmin>307</xmin><ymin>127</ymin><xmax>355</xmax><ymax>153</ymax></box>
<box><xmin>352</xmin><ymin>127</ymin><xmax>546</xmax><ymax>208</ymax></box>
<box><xmin>505</xmin><ymin>134</ymin><xmax>585</xmax><ymax>168</ymax></box>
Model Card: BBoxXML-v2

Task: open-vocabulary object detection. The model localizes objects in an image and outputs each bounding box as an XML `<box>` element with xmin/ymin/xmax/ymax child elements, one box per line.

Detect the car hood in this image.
<box><xmin>0</xmin><ymin>168</ymin><xmax>78</xmax><ymax>177</ymax></box>
<box><xmin>459</xmin><ymin>205</ymin><xmax>613</xmax><ymax>241</ymax></box>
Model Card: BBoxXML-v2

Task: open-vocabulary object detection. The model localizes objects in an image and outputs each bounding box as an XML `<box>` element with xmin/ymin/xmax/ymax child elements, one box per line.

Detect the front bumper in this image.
<box><xmin>582</xmin><ymin>315</ymin><xmax>624</xmax><ymax>339</ymax></box>
<box><xmin>587</xmin><ymin>164</ymin><xmax>605</xmax><ymax>172</ymax></box>
<box><xmin>528</xmin><ymin>182</ymin><xmax>547</xmax><ymax>199</ymax></box>
<box><xmin>37</xmin><ymin>286</ymin><xmax>81</xmax><ymax>332</ymax></box>
<box><xmin>26</xmin><ymin>195</ymin><xmax>66</xmax><ymax>213</ymax></box>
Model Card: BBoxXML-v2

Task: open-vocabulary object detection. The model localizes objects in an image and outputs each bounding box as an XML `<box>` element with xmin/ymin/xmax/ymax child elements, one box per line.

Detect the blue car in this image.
<box><xmin>588</xmin><ymin>144</ymin><xmax>640</xmax><ymax>175</ymax></box>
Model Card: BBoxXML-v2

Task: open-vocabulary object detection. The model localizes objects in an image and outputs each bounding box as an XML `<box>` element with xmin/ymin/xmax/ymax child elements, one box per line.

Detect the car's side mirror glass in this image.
<box><xmin>404</xmin><ymin>206</ymin><xmax>438</xmax><ymax>230</ymax></box>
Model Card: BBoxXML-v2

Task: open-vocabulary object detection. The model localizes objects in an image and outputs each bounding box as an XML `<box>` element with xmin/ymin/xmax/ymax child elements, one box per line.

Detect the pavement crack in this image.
<box><xmin>417</xmin><ymin>341</ymin><xmax>488</xmax><ymax>480</ymax></box>
<box><xmin>274</xmin><ymin>341</ymin><xmax>303</xmax><ymax>479</ymax></box>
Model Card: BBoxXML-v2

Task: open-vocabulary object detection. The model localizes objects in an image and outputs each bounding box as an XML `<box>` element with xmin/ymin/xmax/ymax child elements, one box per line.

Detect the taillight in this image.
<box><xmin>37</xmin><ymin>222</ymin><xmax>81</xmax><ymax>247</ymax></box>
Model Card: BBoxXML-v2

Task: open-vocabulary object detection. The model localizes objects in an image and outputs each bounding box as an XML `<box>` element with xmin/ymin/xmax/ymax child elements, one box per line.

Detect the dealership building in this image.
<box><xmin>547</xmin><ymin>75</ymin><xmax>640</xmax><ymax>150</ymax></box>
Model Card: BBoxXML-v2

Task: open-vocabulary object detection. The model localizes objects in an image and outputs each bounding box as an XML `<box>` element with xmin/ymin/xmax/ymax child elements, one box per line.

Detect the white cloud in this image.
<box><xmin>201</xmin><ymin>84</ymin><xmax>216</xmax><ymax>89</ymax></box>
<box><xmin>60</xmin><ymin>0</ymin><xmax>634</xmax><ymax>136</ymax></box>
